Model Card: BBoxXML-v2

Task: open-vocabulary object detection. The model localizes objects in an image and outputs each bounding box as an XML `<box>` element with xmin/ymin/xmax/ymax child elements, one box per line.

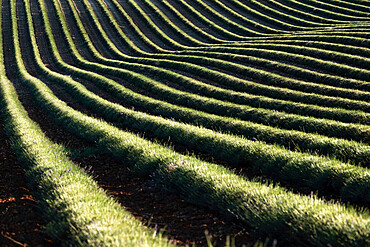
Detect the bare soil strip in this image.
<box><xmin>0</xmin><ymin>116</ymin><xmax>55</xmax><ymax>247</ymax></box>
<box><xmin>0</xmin><ymin>131</ymin><xmax>55</xmax><ymax>246</ymax></box>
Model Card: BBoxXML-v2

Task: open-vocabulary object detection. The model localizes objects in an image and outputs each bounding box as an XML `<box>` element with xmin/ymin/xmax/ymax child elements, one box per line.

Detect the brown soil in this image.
<box><xmin>73</xmin><ymin>154</ymin><xmax>256</xmax><ymax>246</ymax></box>
<box><xmin>0</xmin><ymin>121</ymin><xmax>56</xmax><ymax>247</ymax></box>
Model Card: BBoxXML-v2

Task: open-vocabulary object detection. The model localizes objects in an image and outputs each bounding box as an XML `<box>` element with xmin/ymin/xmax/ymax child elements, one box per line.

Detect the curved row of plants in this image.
<box><xmin>0</xmin><ymin>0</ymin><xmax>172</xmax><ymax>245</ymax></box>
<box><xmin>78</xmin><ymin>0</ymin><xmax>370</xmax><ymax>119</ymax></box>
<box><xmin>277</xmin><ymin>0</ymin><xmax>370</xmax><ymax>20</ymax></box>
<box><xmin>99</xmin><ymin>0</ymin><xmax>370</xmax><ymax>85</ymax></box>
<box><xmin>40</xmin><ymin>0</ymin><xmax>370</xmax><ymax>167</ymax></box>
<box><xmin>188</xmin><ymin>43</ymin><xmax>370</xmax><ymax>78</ymax></box>
<box><xmin>3</xmin><ymin>0</ymin><xmax>369</xmax><ymax>245</ymax></box>
<box><xmin>20</xmin><ymin>0</ymin><xmax>370</xmax><ymax>202</ymax></box>
<box><xmin>5</xmin><ymin>1</ymin><xmax>370</xmax><ymax>246</ymax></box>
<box><xmin>56</xmin><ymin>0</ymin><xmax>370</xmax><ymax>133</ymax></box>
<box><xmin>56</xmin><ymin>0</ymin><xmax>368</xmax><ymax>193</ymax></box>
<box><xmin>225</xmin><ymin>0</ymin><xmax>370</xmax><ymax>26</ymax></box>
<box><xmin>143</xmin><ymin>0</ymin><xmax>369</xmax><ymax>39</ymax></box>
<box><xmin>179</xmin><ymin>0</ymin><xmax>368</xmax><ymax>32</ymax></box>
<box><xmin>137</xmin><ymin>0</ymin><xmax>370</xmax><ymax>70</ymax></box>
<box><xmin>218</xmin><ymin>0</ymin><xmax>343</xmax><ymax>27</ymax></box>
<box><xmin>42</xmin><ymin>0</ymin><xmax>370</xmax><ymax>155</ymax></box>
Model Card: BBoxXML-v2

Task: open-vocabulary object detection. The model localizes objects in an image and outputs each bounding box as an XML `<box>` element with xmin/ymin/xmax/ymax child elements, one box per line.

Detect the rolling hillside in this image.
<box><xmin>1</xmin><ymin>0</ymin><xmax>369</xmax><ymax>246</ymax></box>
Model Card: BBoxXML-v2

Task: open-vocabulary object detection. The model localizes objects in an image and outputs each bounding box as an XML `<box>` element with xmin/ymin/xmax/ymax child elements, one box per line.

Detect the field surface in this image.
<box><xmin>0</xmin><ymin>0</ymin><xmax>369</xmax><ymax>246</ymax></box>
